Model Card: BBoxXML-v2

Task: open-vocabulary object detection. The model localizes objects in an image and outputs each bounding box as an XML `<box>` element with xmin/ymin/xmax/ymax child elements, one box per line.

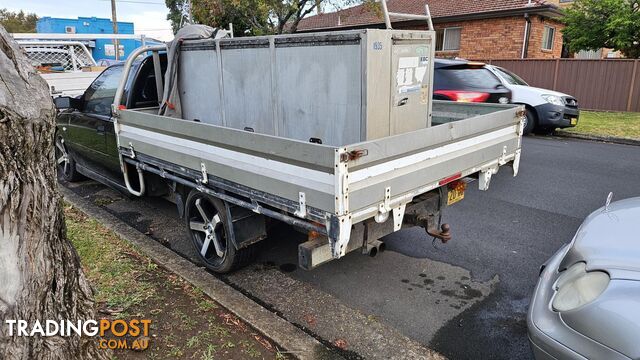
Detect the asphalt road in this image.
<box><xmin>63</xmin><ymin>136</ymin><xmax>640</xmax><ymax>359</ymax></box>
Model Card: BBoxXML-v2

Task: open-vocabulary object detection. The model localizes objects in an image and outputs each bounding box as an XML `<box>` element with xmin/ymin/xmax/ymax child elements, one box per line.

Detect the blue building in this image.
<box><xmin>36</xmin><ymin>16</ymin><xmax>150</xmax><ymax>60</ymax></box>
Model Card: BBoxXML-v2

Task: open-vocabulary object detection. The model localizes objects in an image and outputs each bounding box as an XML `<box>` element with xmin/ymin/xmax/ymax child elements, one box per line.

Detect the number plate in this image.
<box><xmin>447</xmin><ymin>187</ymin><xmax>465</xmax><ymax>205</ymax></box>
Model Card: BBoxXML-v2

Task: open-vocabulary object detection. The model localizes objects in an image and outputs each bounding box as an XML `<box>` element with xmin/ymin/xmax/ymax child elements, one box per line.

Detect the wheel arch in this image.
<box><xmin>517</xmin><ymin>103</ymin><xmax>539</xmax><ymax>132</ymax></box>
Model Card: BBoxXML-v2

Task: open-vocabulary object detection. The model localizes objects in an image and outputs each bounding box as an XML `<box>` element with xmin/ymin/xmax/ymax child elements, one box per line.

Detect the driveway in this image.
<box><xmin>62</xmin><ymin>136</ymin><xmax>640</xmax><ymax>359</ymax></box>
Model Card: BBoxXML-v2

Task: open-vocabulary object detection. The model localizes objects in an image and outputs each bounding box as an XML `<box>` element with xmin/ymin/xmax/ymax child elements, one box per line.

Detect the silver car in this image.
<box><xmin>528</xmin><ymin>196</ymin><xmax>640</xmax><ymax>360</ymax></box>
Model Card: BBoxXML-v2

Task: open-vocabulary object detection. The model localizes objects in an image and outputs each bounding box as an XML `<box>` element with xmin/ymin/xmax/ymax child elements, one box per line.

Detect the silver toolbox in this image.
<box><xmin>178</xmin><ymin>29</ymin><xmax>435</xmax><ymax>146</ymax></box>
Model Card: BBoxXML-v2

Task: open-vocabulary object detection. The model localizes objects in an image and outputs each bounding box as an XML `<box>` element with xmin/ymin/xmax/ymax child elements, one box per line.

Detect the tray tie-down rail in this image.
<box><xmin>120</xmin><ymin>153</ymin><xmax>331</xmax><ymax>237</ymax></box>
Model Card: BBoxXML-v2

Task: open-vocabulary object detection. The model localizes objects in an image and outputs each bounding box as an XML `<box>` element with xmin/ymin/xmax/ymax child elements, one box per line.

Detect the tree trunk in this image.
<box><xmin>0</xmin><ymin>26</ymin><xmax>108</xmax><ymax>359</ymax></box>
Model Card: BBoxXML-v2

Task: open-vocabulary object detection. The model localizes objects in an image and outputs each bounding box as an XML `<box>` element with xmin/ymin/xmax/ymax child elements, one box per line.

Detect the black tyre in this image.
<box><xmin>55</xmin><ymin>134</ymin><xmax>83</xmax><ymax>182</ymax></box>
<box><xmin>522</xmin><ymin>108</ymin><xmax>536</xmax><ymax>136</ymax></box>
<box><xmin>184</xmin><ymin>190</ymin><xmax>256</xmax><ymax>273</ymax></box>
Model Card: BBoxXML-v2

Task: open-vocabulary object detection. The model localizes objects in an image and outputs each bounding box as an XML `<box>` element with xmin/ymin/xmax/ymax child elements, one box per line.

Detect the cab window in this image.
<box><xmin>130</xmin><ymin>57</ymin><xmax>167</xmax><ymax>109</ymax></box>
<box><xmin>494</xmin><ymin>67</ymin><xmax>528</xmax><ymax>86</ymax></box>
<box><xmin>84</xmin><ymin>65</ymin><xmax>124</xmax><ymax>116</ymax></box>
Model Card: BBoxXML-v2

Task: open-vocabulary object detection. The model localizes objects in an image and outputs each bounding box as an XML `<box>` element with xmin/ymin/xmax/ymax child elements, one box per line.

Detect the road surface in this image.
<box><xmin>63</xmin><ymin>136</ymin><xmax>640</xmax><ymax>359</ymax></box>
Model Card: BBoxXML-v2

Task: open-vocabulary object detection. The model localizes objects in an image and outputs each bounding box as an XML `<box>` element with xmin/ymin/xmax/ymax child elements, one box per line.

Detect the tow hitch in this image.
<box><xmin>427</xmin><ymin>223</ymin><xmax>452</xmax><ymax>243</ymax></box>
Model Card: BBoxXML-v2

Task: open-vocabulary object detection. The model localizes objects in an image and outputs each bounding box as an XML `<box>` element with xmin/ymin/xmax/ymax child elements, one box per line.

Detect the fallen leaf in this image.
<box><xmin>303</xmin><ymin>313</ymin><xmax>317</xmax><ymax>327</ymax></box>
<box><xmin>253</xmin><ymin>334</ymin><xmax>273</xmax><ymax>351</ymax></box>
<box><xmin>220</xmin><ymin>313</ymin><xmax>247</xmax><ymax>332</ymax></box>
<box><xmin>333</xmin><ymin>339</ymin><xmax>348</xmax><ymax>350</ymax></box>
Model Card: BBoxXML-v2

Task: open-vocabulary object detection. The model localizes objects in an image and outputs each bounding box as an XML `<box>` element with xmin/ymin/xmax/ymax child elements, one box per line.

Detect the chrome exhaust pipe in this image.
<box><xmin>366</xmin><ymin>240</ymin><xmax>385</xmax><ymax>257</ymax></box>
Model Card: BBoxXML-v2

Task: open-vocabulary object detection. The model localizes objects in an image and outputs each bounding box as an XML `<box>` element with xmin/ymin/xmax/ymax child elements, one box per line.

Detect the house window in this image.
<box><xmin>542</xmin><ymin>26</ymin><xmax>555</xmax><ymax>50</ymax></box>
<box><xmin>435</xmin><ymin>27</ymin><xmax>462</xmax><ymax>51</ymax></box>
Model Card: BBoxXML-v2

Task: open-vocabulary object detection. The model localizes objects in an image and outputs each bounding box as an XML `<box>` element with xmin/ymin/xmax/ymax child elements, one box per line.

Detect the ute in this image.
<box><xmin>54</xmin><ymin>5</ymin><xmax>524</xmax><ymax>273</ymax></box>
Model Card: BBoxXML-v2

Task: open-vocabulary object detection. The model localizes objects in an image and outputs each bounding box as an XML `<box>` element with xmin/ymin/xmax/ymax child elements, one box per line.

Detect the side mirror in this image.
<box><xmin>54</xmin><ymin>96</ymin><xmax>72</xmax><ymax>109</ymax></box>
<box><xmin>53</xmin><ymin>96</ymin><xmax>81</xmax><ymax>110</ymax></box>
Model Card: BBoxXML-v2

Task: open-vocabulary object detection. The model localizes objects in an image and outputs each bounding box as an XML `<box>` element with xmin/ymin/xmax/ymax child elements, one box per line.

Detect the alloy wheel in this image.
<box><xmin>189</xmin><ymin>197</ymin><xmax>227</xmax><ymax>264</ymax></box>
<box><xmin>55</xmin><ymin>136</ymin><xmax>71</xmax><ymax>178</ymax></box>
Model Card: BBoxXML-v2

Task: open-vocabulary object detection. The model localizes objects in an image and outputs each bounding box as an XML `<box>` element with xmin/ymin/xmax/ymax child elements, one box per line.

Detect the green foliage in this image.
<box><xmin>165</xmin><ymin>0</ymin><xmax>365</xmax><ymax>36</ymax></box>
<box><xmin>165</xmin><ymin>0</ymin><xmax>185</xmax><ymax>33</ymax></box>
<box><xmin>563</xmin><ymin>0</ymin><xmax>640</xmax><ymax>58</ymax></box>
<box><xmin>165</xmin><ymin>0</ymin><xmax>271</xmax><ymax>35</ymax></box>
<box><xmin>194</xmin><ymin>0</ymin><xmax>272</xmax><ymax>36</ymax></box>
<box><xmin>0</xmin><ymin>8</ymin><xmax>38</xmax><ymax>33</ymax></box>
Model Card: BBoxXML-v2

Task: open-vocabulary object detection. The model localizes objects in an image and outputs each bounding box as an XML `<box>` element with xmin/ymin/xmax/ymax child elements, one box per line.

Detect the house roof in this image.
<box><xmin>297</xmin><ymin>0</ymin><xmax>561</xmax><ymax>32</ymax></box>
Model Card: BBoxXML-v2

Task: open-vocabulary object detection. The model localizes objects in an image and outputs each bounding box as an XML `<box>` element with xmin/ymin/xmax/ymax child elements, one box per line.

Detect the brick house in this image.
<box><xmin>297</xmin><ymin>0</ymin><xmax>565</xmax><ymax>59</ymax></box>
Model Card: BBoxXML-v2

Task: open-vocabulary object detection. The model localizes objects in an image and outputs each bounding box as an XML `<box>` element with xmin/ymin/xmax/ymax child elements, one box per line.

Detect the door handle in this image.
<box><xmin>96</xmin><ymin>125</ymin><xmax>105</xmax><ymax>134</ymax></box>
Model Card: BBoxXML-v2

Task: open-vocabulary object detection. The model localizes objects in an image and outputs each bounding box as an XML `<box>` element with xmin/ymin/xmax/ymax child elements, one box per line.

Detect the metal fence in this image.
<box><xmin>17</xmin><ymin>41</ymin><xmax>97</xmax><ymax>71</ymax></box>
<box><xmin>481</xmin><ymin>59</ymin><xmax>640</xmax><ymax>112</ymax></box>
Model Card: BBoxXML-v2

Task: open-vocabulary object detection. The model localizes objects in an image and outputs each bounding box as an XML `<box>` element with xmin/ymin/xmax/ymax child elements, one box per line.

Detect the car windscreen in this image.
<box><xmin>493</xmin><ymin>67</ymin><xmax>529</xmax><ymax>86</ymax></box>
<box><xmin>434</xmin><ymin>66</ymin><xmax>503</xmax><ymax>90</ymax></box>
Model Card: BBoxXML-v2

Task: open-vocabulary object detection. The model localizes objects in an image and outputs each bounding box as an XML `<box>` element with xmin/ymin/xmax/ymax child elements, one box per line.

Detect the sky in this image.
<box><xmin>0</xmin><ymin>0</ymin><xmax>175</xmax><ymax>41</ymax></box>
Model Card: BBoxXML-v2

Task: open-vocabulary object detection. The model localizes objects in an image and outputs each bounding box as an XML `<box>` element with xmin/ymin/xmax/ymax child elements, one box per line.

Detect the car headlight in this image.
<box><xmin>552</xmin><ymin>262</ymin><xmax>609</xmax><ymax>312</ymax></box>
<box><xmin>541</xmin><ymin>94</ymin><xmax>565</xmax><ymax>106</ymax></box>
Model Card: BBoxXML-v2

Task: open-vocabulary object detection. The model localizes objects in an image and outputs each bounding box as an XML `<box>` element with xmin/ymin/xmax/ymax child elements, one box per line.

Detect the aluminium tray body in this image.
<box><xmin>178</xmin><ymin>29</ymin><xmax>436</xmax><ymax>147</ymax></box>
<box><xmin>117</xmin><ymin>101</ymin><xmax>522</xmax><ymax>232</ymax></box>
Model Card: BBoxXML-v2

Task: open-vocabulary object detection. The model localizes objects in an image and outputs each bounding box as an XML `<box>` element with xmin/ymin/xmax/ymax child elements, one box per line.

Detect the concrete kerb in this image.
<box><xmin>60</xmin><ymin>186</ymin><xmax>342</xmax><ymax>360</ymax></box>
<box><xmin>553</xmin><ymin>131</ymin><xmax>640</xmax><ymax>147</ymax></box>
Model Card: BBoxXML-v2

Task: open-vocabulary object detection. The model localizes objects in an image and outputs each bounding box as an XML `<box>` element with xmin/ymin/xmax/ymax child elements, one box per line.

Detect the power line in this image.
<box><xmin>136</xmin><ymin>28</ymin><xmax>173</xmax><ymax>31</ymax></box>
<box><xmin>96</xmin><ymin>0</ymin><xmax>167</xmax><ymax>5</ymax></box>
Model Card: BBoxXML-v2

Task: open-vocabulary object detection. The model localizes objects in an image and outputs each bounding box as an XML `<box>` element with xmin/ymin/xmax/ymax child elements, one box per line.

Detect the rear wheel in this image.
<box><xmin>55</xmin><ymin>134</ymin><xmax>82</xmax><ymax>181</ymax></box>
<box><xmin>185</xmin><ymin>190</ymin><xmax>256</xmax><ymax>273</ymax></box>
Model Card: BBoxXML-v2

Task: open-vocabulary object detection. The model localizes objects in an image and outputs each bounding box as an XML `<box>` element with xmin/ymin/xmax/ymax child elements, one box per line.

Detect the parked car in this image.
<box><xmin>528</xmin><ymin>195</ymin><xmax>640</xmax><ymax>360</ymax></box>
<box><xmin>486</xmin><ymin>65</ymin><xmax>579</xmax><ymax>135</ymax></box>
<box><xmin>54</xmin><ymin>54</ymin><xmax>167</xmax><ymax>188</ymax></box>
<box><xmin>433</xmin><ymin>59</ymin><xmax>511</xmax><ymax>105</ymax></box>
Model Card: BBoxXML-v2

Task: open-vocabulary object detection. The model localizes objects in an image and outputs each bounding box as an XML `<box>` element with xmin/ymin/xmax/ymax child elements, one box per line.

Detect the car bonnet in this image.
<box><xmin>525</xmin><ymin>86</ymin><xmax>571</xmax><ymax>98</ymax></box>
<box><xmin>559</xmin><ymin>196</ymin><xmax>640</xmax><ymax>279</ymax></box>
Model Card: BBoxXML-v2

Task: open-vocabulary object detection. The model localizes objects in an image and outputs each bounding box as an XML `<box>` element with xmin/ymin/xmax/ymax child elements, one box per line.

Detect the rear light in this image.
<box><xmin>439</xmin><ymin>172</ymin><xmax>462</xmax><ymax>186</ymax></box>
<box><xmin>434</xmin><ymin>90</ymin><xmax>490</xmax><ymax>103</ymax></box>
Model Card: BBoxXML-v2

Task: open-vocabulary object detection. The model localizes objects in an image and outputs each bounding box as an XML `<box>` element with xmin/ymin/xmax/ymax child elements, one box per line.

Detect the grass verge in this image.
<box><xmin>557</xmin><ymin>111</ymin><xmax>640</xmax><ymax>140</ymax></box>
<box><xmin>65</xmin><ymin>204</ymin><xmax>287</xmax><ymax>359</ymax></box>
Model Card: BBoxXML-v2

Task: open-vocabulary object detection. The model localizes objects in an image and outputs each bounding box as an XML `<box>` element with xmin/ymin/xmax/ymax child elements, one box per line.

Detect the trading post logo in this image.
<box><xmin>4</xmin><ymin>319</ymin><xmax>151</xmax><ymax>350</ymax></box>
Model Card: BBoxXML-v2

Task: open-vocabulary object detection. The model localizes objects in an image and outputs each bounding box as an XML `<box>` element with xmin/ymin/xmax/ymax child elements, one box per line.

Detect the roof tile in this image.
<box><xmin>298</xmin><ymin>0</ymin><xmax>553</xmax><ymax>31</ymax></box>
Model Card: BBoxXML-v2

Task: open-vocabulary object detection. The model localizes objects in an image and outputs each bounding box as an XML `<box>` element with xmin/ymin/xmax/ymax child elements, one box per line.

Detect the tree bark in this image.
<box><xmin>0</xmin><ymin>26</ymin><xmax>108</xmax><ymax>359</ymax></box>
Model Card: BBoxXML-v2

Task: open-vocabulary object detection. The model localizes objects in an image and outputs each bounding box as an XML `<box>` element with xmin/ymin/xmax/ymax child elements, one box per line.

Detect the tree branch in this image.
<box><xmin>290</xmin><ymin>1</ymin><xmax>317</xmax><ymax>33</ymax></box>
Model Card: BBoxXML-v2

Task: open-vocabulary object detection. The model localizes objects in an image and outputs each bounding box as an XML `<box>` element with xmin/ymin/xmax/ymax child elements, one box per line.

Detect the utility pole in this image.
<box><xmin>180</xmin><ymin>0</ymin><xmax>192</xmax><ymax>28</ymax></box>
<box><xmin>110</xmin><ymin>0</ymin><xmax>119</xmax><ymax>61</ymax></box>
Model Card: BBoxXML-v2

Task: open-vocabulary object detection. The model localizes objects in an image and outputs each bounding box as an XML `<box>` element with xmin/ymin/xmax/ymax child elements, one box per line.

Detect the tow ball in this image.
<box><xmin>427</xmin><ymin>223</ymin><xmax>452</xmax><ymax>243</ymax></box>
